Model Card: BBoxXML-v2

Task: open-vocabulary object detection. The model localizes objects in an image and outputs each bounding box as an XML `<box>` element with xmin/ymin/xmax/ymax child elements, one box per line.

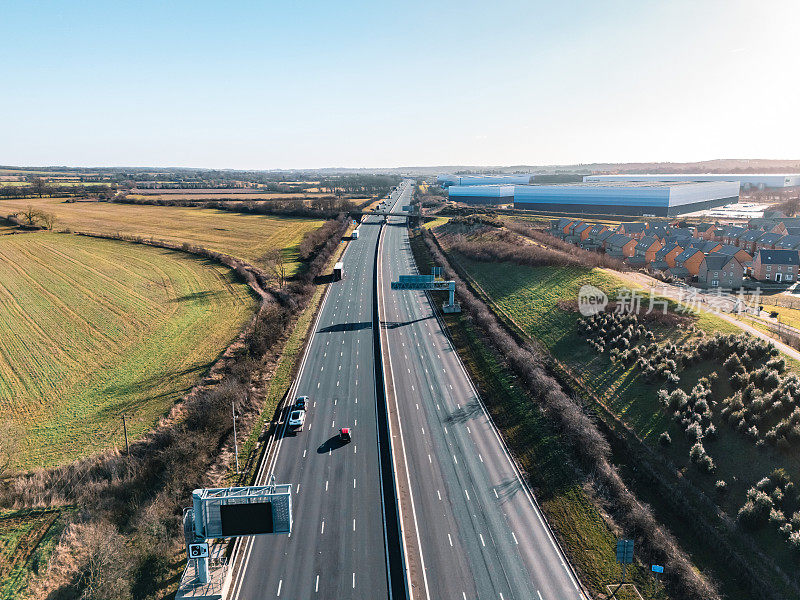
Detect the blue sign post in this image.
<box><xmin>651</xmin><ymin>565</ymin><xmax>664</xmax><ymax>574</ymax></box>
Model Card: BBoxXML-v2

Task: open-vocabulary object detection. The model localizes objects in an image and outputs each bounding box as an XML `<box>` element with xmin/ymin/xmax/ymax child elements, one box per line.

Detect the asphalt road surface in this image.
<box><xmin>379</xmin><ymin>186</ymin><xmax>587</xmax><ymax>600</ymax></box>
<box><xmin>229</xmin><ymin>183</ymin><xmax>412</xmax><ymax>600</ymax></box>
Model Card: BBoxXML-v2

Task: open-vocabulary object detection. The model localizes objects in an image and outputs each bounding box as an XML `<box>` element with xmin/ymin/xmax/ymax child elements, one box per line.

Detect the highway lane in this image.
<box><xmin>230</xmin><ymin>183</ymin><xmax>411</xmax><ymax>600</ymax></box>
<box><xmin>379</xmin><ymin>186</ymin><xmax>587</xmax><ymax>600</ymax></box>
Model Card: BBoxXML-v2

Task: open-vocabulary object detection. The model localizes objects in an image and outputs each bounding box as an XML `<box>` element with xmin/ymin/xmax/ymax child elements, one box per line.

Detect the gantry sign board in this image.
<box><xmin>391</xmin><ymin>274</ymin><xmax>461</xmax><ymax>313</ymax></box>
<box><xmin>191</xmin><ymin>485</ymin><xmax>292</xmax><ymax>541</ymax></box>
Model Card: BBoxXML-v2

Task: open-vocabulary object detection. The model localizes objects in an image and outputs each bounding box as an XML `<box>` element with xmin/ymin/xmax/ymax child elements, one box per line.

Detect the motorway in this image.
<box><xmin>228</xmin><ymin>179</ymin><xmax>585</xmax><ymax>600</ymax></box>
<box><xmin>379</xmin><ymin>185</ymin><xmax>587</xmax><ymax>600</ymax></box>
<box><xmin>229</xmin><ymin>183</ymin><xmax>412</xmax><ymax>599</ymax></box>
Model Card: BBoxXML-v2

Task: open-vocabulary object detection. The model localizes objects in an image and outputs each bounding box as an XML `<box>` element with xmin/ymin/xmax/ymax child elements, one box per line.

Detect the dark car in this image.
<box><xmin>339</xmin><ymin>427</ymin><xmax>351</xmax><ymax>442</ymax></box>
<box><xmin>295</xmin><ymin>396</ymin><xmax>308</xmax><ymax>411</ymax></box>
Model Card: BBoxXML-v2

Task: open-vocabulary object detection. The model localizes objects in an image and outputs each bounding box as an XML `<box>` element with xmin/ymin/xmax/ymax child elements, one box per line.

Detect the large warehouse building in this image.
<box><xmin>447</xmin><ymin>184</ymin><xmax>515</xmax><ymax>205</ymax></box>
<box><xmin>512</xmin><ymin>181</ymin><xmax>739</xmax><ymax>216</ymax></box>
<box><xmin>584</xmin><ymin>173</ymin><xmax>800</xmax><ymax>190</ymax></box>
<box><xmin>437</xmin><ymin>174</ymin><xmax>532</xmax><ymax>187</ymax></box>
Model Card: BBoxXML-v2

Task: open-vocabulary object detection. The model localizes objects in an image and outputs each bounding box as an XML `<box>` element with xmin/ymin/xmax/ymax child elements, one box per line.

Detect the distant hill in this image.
<box><xmin>3</xmin><ymin>159</ymin><xmax>800</xmax><ymax>177</ymax></box>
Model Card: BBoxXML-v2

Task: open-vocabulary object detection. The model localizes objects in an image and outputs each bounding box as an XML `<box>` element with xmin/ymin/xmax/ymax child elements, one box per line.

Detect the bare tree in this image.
<box><xmin>18</xmin><ymin>205</ymin><xmax>43</xmax><ymax>227</ymax></box>
<box><xmin>41</xmin><ymin>211</ymin><xmax>56</xmax><ymax>230</ymax></box>
<box><xmin>262</xmin><ymin>248</ymin><xmax>288</xmax><ymax>287</ymax></box>
<box><xmin>29</xmin><ymin>177</ymin><xmax>49</xmax><ymax>198</ymax></box>
<box><xmin>78</xmin><ymin>522</ymin><xmax>131</xmax><ymax>600</ymax></box>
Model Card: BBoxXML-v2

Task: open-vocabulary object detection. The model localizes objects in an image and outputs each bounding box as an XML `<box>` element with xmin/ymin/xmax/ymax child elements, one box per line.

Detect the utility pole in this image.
<box><xmin>121</xmin><ymin>415</ymin><xmax>129</xmax><ymax>455</ymax></box>
<box><xmin>232</xmin><ymin>401</ymin><xmax>240</xmax><ymax>475</ymax></box>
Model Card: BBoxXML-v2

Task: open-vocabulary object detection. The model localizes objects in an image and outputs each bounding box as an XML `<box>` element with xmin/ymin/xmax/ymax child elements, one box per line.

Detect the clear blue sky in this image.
<box><xmin>1</xmin><ymin>0</ymin><xmax>798</xmax><ymax>169</ymax></box>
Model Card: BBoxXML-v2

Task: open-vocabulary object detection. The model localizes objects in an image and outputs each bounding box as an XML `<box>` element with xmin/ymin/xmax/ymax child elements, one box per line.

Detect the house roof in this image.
<box><xmin>625</xmin><ymin>256</ymin><xmax>647</xmax><ymax>266</ymax></box>
<box><xmin>714</xmin><ymin>244</ymin><xmax>749</xmax><ymax>257</ymax></box>
<box><xmin>671</xmin><ymin>228</ymin><xmax>693</xmax><ymax>238</ymax></box>
<box><xmin>758</xmin><ymin>232</ymin><xmax>784</xmax><ymax>245</ymax></box>
<box><xmin>596</xmin><ymin>230</ymin><xmax>615</xmax><ymax>242</ymax></box>
<box><xmin>667</xmin><ymin>266</ymin><xmax>690</xmax><ymax>277</ymax></box>
<box><xmin>722</xmin><ymin>226</ymin><xmax>746</xmax><ymax>238</ymax></box>
<box><xmin>575</xmin><ymin>223</ymin><xmax>592</xmax><ymax>234</ymax></box>
<box><xmin>687</xmin><ymin>240</ymin><xmax>721</xmax><ymax>252</ymax></box>
<box><xmin>756</xmin><ymin>249</ymin><xmax>800</xmax><ymax>265</ymax></box>
<box><xmin>655</xmin><ymin>243</ymin><xmax>682</xmax><ymax>259</ymax></box>
<box><xmin>635</xmin><ymin>236</ymin><xmax>661</xmax><ymax>251</ymax></box>
<box><xmin>588</xmin><ymin>224</ymin><xmax>607</xmax><ymax>235</ymax></box>
<box><xmin>749</xmin><ymin>217</ymin><xmax>800</xmax><ymax>229</ymax></box>
<box><xmin>675</xmin><ymin>247</ymin><xmax>703</xmax><ymax>263</ymax></box>
<box><xmin>739</xmin><ymin>230</ymin><xmax>765</xmax><ymax>243</ymax></box>
<box><xmin>775</xmin><ymin>235</ymin><xmax>800</xmax><ymax>250</ymax></box>
<box><xmin>649</xmin><ymin>260</ymin><xmax>670</xmax><ymax>271</ymax></box>
<box><xmin>554</xmin><ymin>218</ymin><xmax>572</xmax><ymax>229</ymax></box>
<box><xmin>786</xmin><ymin>227</ymin><xmax>800</xmax><ymax>236</ymax></box>
<box><xmin>701</xmin><ymin>253</ymin><xmax>736</xmax><ymax>271</ymax></box>
<box><xmin>648</xmin><ymin>225</ymin><xmax>671</xmax><ymax>238</ymax></box>
<box><xmin>618</xmin><ymin>222</ymin><xmax>647</xmax><ymax>233</ymax></box>
<box><xmin>607</xmin><ymin>233</ymin><xmax>634</xmax><ymax>247</ymax></box>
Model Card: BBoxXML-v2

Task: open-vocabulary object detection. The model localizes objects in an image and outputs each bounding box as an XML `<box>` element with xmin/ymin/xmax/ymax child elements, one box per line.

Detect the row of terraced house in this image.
<box><xmin>550</xmin><ymin>216</ymin><xmax>800</xmax><ymax>288</ymax></box>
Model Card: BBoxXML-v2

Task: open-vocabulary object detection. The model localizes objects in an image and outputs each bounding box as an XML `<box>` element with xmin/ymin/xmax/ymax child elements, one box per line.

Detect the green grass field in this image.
<box><xmin>0</xmin><ymin>233</ymin><xmax>258</xmax><ymax>469</ymax></box>
<box><xmin>453</xmin><ymin>255</ymin><xmax>800</xmax><ymax>598</ymax></box>
<box><xmin>0</xmin><ymin>508</ymin><xmax>68</xmax><ymax>599</ymax></box>
<box><xmin>0</xmin><ymin>197</ymin><xmax>326</xmax><ymax>275</ymax></box>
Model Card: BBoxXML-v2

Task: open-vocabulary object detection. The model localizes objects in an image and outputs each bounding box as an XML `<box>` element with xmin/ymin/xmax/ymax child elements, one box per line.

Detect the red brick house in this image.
<box><xmin>752</xmin><ymin>249</ymin><xmax>800</xmax><ymax>283</ymax></box>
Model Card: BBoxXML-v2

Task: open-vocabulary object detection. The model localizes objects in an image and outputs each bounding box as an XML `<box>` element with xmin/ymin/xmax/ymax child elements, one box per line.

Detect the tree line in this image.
<box><xmin>317</xmin><ymin>174</ymin><xmax>399</xmax><ymax>196</ymax></box>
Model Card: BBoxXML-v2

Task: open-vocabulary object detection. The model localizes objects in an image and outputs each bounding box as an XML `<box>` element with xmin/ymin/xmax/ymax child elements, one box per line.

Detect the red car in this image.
<box><xmin>339</xmin><ymin>427</ymin><xmax>351</xmax><ymax>442</ymax></box>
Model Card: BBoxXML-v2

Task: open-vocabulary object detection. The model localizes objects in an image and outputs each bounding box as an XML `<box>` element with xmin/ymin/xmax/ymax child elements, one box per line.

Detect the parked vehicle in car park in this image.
<box><xmin>289</xmin><ymin>409</ymin><xmax>306</xmax><ymax>430</ymax></box>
